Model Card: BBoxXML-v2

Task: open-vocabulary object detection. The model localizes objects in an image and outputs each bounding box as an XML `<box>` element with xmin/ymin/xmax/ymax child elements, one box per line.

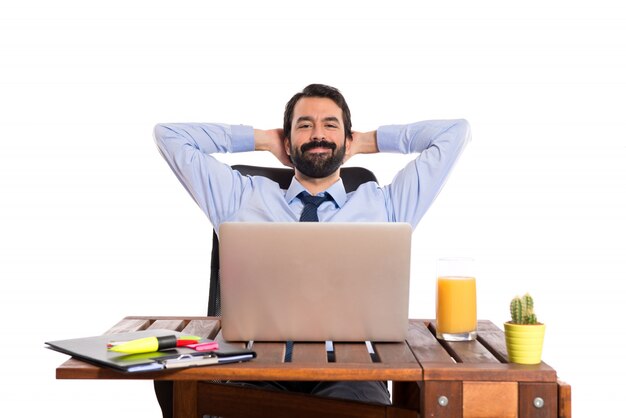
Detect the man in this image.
<box><xmin>154</xmin><ymin>84</ymin><xmax>471</xmax><ymax>414</ymax></box>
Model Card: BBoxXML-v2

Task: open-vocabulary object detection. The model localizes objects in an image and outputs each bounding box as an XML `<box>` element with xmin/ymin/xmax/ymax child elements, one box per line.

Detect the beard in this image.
<box><xmin>290</xmin><ymin>139</ymin><xmax>346</xmax><ymax>179</ymax></box>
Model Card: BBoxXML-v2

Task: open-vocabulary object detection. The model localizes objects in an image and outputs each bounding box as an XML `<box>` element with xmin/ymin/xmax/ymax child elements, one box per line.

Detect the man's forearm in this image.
<box><xmin>254</xmin><ymin>128</ymin><xmax>293</xmax><ymax>167</ymax></box>
<box><xmin>344</xmin><ymin>130</ymin><xmax>378</xmax><ymax>162</ymax></box>
<box><xmin>377</xmin><ymin>119</ymin><xmax>470</xmax><ymax>155</ymax></box>
<box><xmin>354</xmin><ymin>130</ymin><xmax>379</xmax><ymax>154</ymax></box>
<box><xmin>155</xmin><ymin>123</ymin><xmax>255</xmax><ymax>156</ymax></box>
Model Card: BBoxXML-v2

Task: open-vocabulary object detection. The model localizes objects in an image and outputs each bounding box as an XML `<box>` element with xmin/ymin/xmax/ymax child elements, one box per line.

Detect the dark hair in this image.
<box><xmin>283</xmin><ymin>84</ymin><xmax>352</xmax><ymax>140</ymax></box>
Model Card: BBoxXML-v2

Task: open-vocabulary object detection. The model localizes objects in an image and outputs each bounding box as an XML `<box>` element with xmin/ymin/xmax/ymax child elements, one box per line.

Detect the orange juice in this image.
<box><xmin>436</xmin><ymin>276</ymin><xmax>477</xmax><ymax>336</ymax></box>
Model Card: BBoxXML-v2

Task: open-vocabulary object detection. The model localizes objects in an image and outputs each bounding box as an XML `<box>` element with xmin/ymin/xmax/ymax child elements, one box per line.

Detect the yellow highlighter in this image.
<box><xmin>108</xmin><ymin>335</ymin><xmax>199</xmax><ymax>354</ymax></box>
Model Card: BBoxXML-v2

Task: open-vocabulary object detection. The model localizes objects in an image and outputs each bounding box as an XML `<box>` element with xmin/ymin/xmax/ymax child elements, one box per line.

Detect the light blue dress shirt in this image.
<box><xmin>154</xmin><ymin>120</ymin><xmax>471</xmax><ymax>232</ymax></box>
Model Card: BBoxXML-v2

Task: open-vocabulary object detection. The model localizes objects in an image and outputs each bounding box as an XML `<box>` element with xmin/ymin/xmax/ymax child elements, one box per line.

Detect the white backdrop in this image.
<box><xmin>2</xmin><ymin>1</ymin><xmax>624</xmax><ymax>416</ymax></box>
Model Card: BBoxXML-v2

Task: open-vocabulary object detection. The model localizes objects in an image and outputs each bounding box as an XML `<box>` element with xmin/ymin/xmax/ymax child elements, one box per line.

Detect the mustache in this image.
<box><xmin>300</xmin><ymin>140</ymin><xmax>337</xmax><ymax>153</ymax></box>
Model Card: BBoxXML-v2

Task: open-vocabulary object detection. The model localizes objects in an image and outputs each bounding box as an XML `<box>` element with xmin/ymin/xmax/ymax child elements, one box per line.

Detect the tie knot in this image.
<box><xmin>298</xmin><ymin>192</ymin><xmax>332</xmax><ymax>222</ymax></box>
<box><xmin>298</xmin><ymin>192</ymin><xmax>330</xmax><ymax>208</ymax></box>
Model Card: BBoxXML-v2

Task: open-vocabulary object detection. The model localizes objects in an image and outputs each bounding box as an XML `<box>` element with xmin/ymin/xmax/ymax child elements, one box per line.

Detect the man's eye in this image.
<box><xmin>325</xmin><ymin>124</ymin><xmax>338</xmax><ymax>129</ymax></box>
<box><xmin>298</xmin><ymin>124</ymin><xmax>312</xmax><ymax>129</ymax></box>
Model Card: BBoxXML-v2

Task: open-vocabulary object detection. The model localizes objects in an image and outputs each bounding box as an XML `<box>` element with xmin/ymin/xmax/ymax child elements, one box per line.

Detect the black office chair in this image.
<box><xmin>207</xmin><ymin>164</ymin><xmax>379</xmax><ymax>316</ymax></box>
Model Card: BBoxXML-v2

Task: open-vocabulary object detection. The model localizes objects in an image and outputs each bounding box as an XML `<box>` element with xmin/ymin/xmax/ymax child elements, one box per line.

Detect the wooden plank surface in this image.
<box><xmin>292</xmin><ymin>343</ymin><xmax>327</xmax><ymax>364</ymax></box>
<box><xmin>104</xmin><ymin>318</ymin><xmax>152</xmax><ymax>334</ymax></box>
<box><xmin>427</xmin><ymin>321</ymin><xmax>500</xmax><ymax>364</ymax></box>
<box><xmin>374</xmin><ymin>342</ymin><xmax>418</xmax><ymax>364</ymax></box>
<box><xmin>477</xmin><ymin>320</ymin><xmax>509</xmax><ymax>362</ymax></box>
<box><xmin>334</xmin><ymin>343</ymin><xmax>372</xmax><ymax>363</ymax></box>
<box><xmin>57</xmin><ymin>317</ymin><xmax>564</xmax><ymax>385</ymax></box>
<box><xmin>181</xmin><ymin>319</ymin><xmax>221</xmax><ymax>339</ymax></box>
<box><xmin>422</xmin><ymin>362</ymin><xmax>557</xmax><ymax>382</ymax></box>
<box><xmin>57</xmin><ymin>359</ymin><xmax>422</xmax><ymax>381</ymax></box>
<box><xmin>405</xmin><ymin>320</ymin><xmax>454</xmax><ymax>364</ymax></box>
<box><xmin>251</xmin><ymin>342</ymin><xmax>286</xmax><ymax>363</ymax></box>
<box><xmin>148</xmin><ymin>319</ymin><xmax>186</xmax><ymax>332</ymax></box>
<box><xmin>418</xmin><ymin>319</ymin><xmax>557</xmax><ymax>383</ymax></box>
<box><xmin>442</xmin><ymin>340</ymin><xmax>500</xmax><ymax>364</ymax></box>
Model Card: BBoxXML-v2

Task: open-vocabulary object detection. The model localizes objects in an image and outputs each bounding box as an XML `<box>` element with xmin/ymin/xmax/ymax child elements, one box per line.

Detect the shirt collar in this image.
<box><xmin>285</xmin><ymin>177</ymin><xmax>347</xmax><ymax>208</ymax></box>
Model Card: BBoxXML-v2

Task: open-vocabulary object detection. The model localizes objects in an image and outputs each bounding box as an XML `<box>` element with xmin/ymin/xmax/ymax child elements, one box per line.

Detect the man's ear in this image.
<box><xmin>284</xmin><ymin>137</ymin><xmax>291</xmax><ymax>156</ymax></box>
<box><xmin>342</xmin><ymin>133</ymin><xmax>354</xmax><ymax>164</ymax></box>
<box><xmin>345</xmin><ymin>133</ymin><xmax>353</xmax><ymax>152</ymax></box>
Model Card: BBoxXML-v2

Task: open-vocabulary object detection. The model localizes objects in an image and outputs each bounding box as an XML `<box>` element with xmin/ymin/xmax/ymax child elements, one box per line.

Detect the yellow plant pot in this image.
<box><xmin>504</xmin><ymin>322</ymin><xmax>545</xmax><ymax>365</ymax></box>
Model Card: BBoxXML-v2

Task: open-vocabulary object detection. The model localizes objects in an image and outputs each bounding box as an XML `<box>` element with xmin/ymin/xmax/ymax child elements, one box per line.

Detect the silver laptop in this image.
<box><xmin>219</xmin><ymin>222</ymin><xmax>412</xmax><ymax>342</ymax></box>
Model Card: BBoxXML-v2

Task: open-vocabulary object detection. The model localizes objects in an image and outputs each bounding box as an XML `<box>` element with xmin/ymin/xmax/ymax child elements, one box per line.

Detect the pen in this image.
<box><xmin>108</xmin><ymin>335</ymin><xmax>201</xmax><ymax>354</ymax></box>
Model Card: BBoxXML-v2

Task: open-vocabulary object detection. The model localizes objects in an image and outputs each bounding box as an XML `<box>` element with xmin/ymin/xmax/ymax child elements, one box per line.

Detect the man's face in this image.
<box><xmin>285</xmin><ymin>97</ymin><xmax>350</xmax><ymax>179</ymax></box>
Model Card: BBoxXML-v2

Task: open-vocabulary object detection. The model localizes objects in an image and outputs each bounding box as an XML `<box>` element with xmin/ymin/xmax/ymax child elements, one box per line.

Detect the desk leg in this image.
<box><xmin>420</xmin><ymin>381</ymin><xmax>462</xmax><ymax>418</ymax></box>
<box><xmin>557</xmin><ymin>380</ymin><xmax>572</xmax><ymax>418</ymax></box>
<box><xmin>173</xmin><ymin>381</ymin><xmax>198</xmax><ymax>418</ymax></box>
<box><xmin>519</xmin><ymin>382</ymin><xmax>557</xmax><ymax>418</ymax></box>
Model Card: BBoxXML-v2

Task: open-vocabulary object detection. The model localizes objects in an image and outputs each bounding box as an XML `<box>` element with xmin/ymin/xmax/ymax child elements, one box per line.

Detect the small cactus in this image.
<box><xmin>510</xmin><ymin>293</ymin><xmax>538</xmax><ymax>324</ymax></box>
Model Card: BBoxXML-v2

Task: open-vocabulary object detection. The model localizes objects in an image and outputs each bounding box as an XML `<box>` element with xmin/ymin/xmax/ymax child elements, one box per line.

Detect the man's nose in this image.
<box><xmin>311</xmin><ymin>124</ymin><xmax>325</xmax><ymax>140</ymax></box>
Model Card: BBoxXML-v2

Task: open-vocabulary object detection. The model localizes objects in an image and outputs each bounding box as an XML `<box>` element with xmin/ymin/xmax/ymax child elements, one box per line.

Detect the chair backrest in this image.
<box><xmin>208</xmin><ymin>165</ymin><xmax>378</xmax><ymax>316</ymax></box>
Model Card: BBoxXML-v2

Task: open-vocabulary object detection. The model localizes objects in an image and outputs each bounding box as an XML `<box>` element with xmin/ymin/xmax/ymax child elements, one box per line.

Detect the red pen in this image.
<box><xmin>176</xmin><ymin>339</ymin><xmax>202</xmax><ymax>347</ymax></box>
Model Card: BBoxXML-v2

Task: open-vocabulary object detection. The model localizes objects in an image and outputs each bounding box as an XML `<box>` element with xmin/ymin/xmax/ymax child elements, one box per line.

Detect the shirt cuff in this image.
<box><xmin>230</xmin><ymin>124</ymin><xmax>255</xmax><ymax>153</ymax></box>
<box><xmin>376</xmin><ymin>125</ymin><xmax>404</xmax><ymax>153</ymax></box>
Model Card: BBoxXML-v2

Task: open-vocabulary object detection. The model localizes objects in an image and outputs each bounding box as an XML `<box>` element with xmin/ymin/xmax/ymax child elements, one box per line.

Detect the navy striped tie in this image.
<box><xmin>298</xmin><ymin>192</ymin><xmax>330</xmax><ymax>222</ymax></box>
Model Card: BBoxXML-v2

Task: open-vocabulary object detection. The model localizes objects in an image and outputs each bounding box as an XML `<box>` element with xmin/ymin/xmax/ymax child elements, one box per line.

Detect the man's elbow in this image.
<box><xmin>455</xmin><ymin>119</ymin><xmax>472</xmax><ymax>145</ymax></box>
<box><xmin>153</xmin><ymin>124</ymin><xmax>168</xmax><ymax>145</ymax></box>
<box><xmin>154</xmin><ymin>124</ymin><xmax>183</xmax><ymax>151</ymax></box>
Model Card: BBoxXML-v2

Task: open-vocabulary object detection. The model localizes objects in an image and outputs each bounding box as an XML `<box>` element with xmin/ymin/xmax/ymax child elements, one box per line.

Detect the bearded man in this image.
<box><xmin>153</xmin><ymin>83</ymin><xmax>471</xmax><ymax>417</ymax></box>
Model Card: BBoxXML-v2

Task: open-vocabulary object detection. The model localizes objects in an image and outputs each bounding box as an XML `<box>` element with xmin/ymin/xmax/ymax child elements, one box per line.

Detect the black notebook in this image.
<box><xmin>46</xmin><ymin>329</ymin><xmax>256</xmax><ymax>373</ymax></box>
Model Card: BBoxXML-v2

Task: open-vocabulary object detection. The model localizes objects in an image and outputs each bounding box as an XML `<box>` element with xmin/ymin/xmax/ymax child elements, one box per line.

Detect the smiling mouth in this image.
<box><xmin>301</xmin><ymin>141</ymin><xmax>336</xmax><ymax>154</ymax></box>
<box><xmin>306</xmin><ymin>147</ymin><xmax>332</xmax><ymax>154</ymax></box>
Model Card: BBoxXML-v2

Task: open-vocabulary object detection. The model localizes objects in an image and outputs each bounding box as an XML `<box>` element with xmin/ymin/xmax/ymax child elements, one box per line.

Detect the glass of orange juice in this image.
<box><xmin>436</xmin><ymin>257</ymin><xmax>477</xmax><ymax>341</ymax></box>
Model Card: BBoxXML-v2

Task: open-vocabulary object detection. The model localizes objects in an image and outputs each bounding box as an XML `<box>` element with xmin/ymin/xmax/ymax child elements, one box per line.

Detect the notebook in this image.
<box><xmin>219</xmin><ymin>222</ymin><xmax>412</xmax><ymax>342</ymax></box>
<box><xmin>46</xmin><ymin>329</ymin><xmax>256</xmax><ymax>373</ymax></box>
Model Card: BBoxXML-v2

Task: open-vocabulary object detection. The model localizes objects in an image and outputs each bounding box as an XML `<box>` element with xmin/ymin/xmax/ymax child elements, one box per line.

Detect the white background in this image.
<box><xmin>1</xmin><ymin>0</ymin><xmax>624</xmax><ymax>416</ymax></box>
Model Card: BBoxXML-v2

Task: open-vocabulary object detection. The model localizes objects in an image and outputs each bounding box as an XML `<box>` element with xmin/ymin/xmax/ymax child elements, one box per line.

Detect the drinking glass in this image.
<box><xmin>436</xmin><ymin>257</ymin><xmax>477</xmax><ymax>341</ymax></box>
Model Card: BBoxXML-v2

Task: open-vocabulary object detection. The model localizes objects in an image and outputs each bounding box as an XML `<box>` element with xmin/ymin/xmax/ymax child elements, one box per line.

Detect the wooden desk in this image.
<box><xmin>56</xmin><ymin>316</ymin><xmax>571</xmax><ymax>418</ymax></box>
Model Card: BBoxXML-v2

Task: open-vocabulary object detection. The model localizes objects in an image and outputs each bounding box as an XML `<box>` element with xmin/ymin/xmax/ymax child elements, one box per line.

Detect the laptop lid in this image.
<box><xmin>219</xmin><ymin>222</ymin><xmax>412</xmax><ymax>342</ymax></box>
